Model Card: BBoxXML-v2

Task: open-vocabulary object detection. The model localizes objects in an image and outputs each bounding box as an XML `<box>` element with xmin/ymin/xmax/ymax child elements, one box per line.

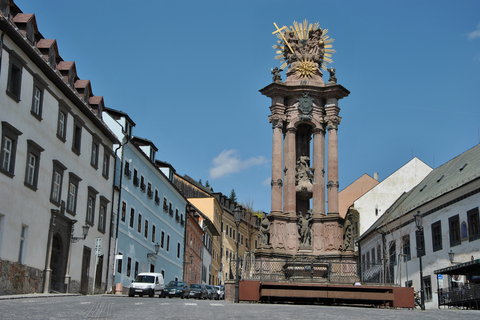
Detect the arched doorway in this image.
<box><xmin>50</xmin><ymin>233</ymin><xmax>67</xmax><ymax>292</ymax></box>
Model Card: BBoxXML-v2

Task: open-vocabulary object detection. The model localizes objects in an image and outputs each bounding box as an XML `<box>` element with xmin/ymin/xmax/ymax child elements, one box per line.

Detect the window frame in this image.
<box><xmin>6</xmin><ymin>53</ymin><xmax>23</xmax><ymax>102</ymax></box>
<box><xmin>23</xmin><ymin>140</ymin><xmax>44</xmax><ymax>190</ymax></box>
<box><xmin>121</xmin><ymin>201</ymin><xmax>126</xmax><ymax>222</ymax></box>
<box><xmin>467</xmin><ymin>207</ymin><xmax>480</xmax><ymax>241</ymax></box>
<box><xmin>129</xmin><ymin>207</ymin><xmax>135</xmax><ymax>228</ymax></box>
<box><xmin>102</xmin><ymin>148</ymin><xmax>110</xmax><ymax>179</ymax></box>
<box><xmin>0</xmin><ymin>121</ymin><xmax>22</xmax><ymax>178</ymax></box>
<box><xmin>30</xmin><ymin>77</ymin><xmax>46</xmax><ymax>120</ymax></box>
<box><xmin>90</xmin><ymin>136</ymin><xmax>100</xmax><ymax>169</ymax></box>
<box><xmin>66</xmin><ymin>172</ymin><xmax>81</xmax><ymax>215</ymax></box>
<box><xmin>71</xmin><ymin>116</ymin><xmax>83</xmax><ymax>155</ymax></box>
<box><xmin>448</xmin><ymin>214</ymin><xmax>461</xmax><ymax>247</ymax></box>
<box><xmin>50</xmin><ymin>160</ymin><xmax>66</xmax><ymax>206</ymax></box>
<box><xmin>402</xmin><ymin>234</ymin><xmax>411</xmax><ymax>261</ymax></box>
<box><xmin>85</xmin><ymin>186</ymin><xmax>98</xmax><ymax>226</ymax></box>
<box><xmin>431</xmin><ymin>220</ymin><xmax>442</xmax><ymax>252</ymax></box>
<box><xmin>56</xmin><ymin>102</ymin><xmax>69</xmax><ymax>142</ymax></box>
<box><xmin>98</xmin><ymin>196</ymin><xmax>109</xmax><ymax>233</ymax></box>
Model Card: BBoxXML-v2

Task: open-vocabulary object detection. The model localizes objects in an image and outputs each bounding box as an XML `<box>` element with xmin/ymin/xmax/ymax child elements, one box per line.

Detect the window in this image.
<box><xmin>377</xmin><ymin>244</ymin><xmax>381</xmax><ymax>263</ymax></box>
<box><xmin>50</xmin><ymin>160</ymin><xmax>66</xmax><ymax>205</ymax></box>
<box><xmin>147</xmin><ymin>183</ymin><xmax>152</xmax><ymax>198</ymax></box>
<box><xmin>467</xmin><ymin>207</ymin><xmax>480</xmax><ymax>241</ymax></box>
<box><xmin>129</xmin><ymin>208</ymin><xmax>135</xmax><ymax>228</ymax></box>
<box><xmin>18</xmin><ymin>225</ymin><xmax>27</xmax><ymax>264</ymax></box>
<box><xmin>140</xmin><ymin>176</ymin><xmax>145</xmax><ymax>192</ymax></box>
<box><xmin>98</xmin><ymin>196</ymin><xmax>108</xmax><ymax>233</ymax></box>
<box><xmin>31</xmin><ymin>80</ymin><xmax>44</xmax><ymax>119</ymax></box>
<box><xmin>144</xmin><ymin>220</ymin><xmax>148</xmax><ymax>238</ymax></box>
<box><xmin>163</xmin><ymin>197</ymin><xmax>168</xmax><ymax>212</ymax></box>
<box><xmin>405</xmin><ymin>280</ymin><xmax>412</xmax><ymax>287</ymax></box>
<box><xmin>388</xmin><ymin>241</ymin><xmax>396</xmax><ymax>265</ymax></box>
<box><xmin>102</xmin><ymin>150</ymin><xmax>110</xmax><ymax>179</ymax></box>
<box><xmin>160</xmin><ymin>231</ymin><xmax>165</xmax><ymax>248</ymax></box>
<box><xmin>133</xmin><ymin>169</ymin><xmax>139</xmax><ymax>186</ymax></box>
<box><xmin>24</xmin><ymin>140</ymin><xmax>43</xmax><ymax>190</ymax></box>
<box><xmin>431</xmin><ymin>220</ymin><xmax>442</xmax><ymax>252</ymax></box>
<box><xmin>137</xmin><ymin>214</ymin><xmax>142</xmax><ymax>233</ymax></box>
<box><xmin>72</xmin><ymin>117</ymin><xmax>83</xmax><ymax>155</ymax></box>
<box><xmin>461</xmin><ymin>221</ymin><xmax>468</xmax><ymax>240</ymax></box>
<box><xmin>124</xmin><ymin>161</ymin><xmax>131</xmax><ymax>178</ymax></box>
<box><xmin>6</xmin><ymin>54</ymin><xmax>23</xmax><ymax>101</ymax></box>
<box><xmin>56</xmin><ymin>104</ymin><xmax>68</xmax><ymax>142</ymax></box>
<box><xmin>371</xmin><ymin>247</ymin><xmax>376</xmax><ymax>265</ymax></box>
<box><xmin>366</xmin><ymin>251</ymin><xmax>370</xmax><ymax>269</ymax></box>
<box><xmin>90</xmin><ymin>137</ymin><xmax>99</xmax><ymax>169</ymax></box>
<box><xmin>117</xmin><ymin>253</ymin><xmax>122</xmax><ymax>274</ymax></box>
<box><xmin>169</xmin><ymin>202</ymin><xmax>173</xmax><ymax>216</ymax></box>
<box><xmin>134</xmin><ymin>261</ymin><xmax>139</xmax><ymax>277</ymax></box>
<box><xmin>166</xmin><ymin>235</ymin><xmax>170</xmax><ymax>251</ymax></box>
<box><xmin>66</xmin><ymin>172</ymin><xmax>81</xmax><ymax>215</ymax></box>
<box><xmin>415</xmin><ymin>229</ymin><xmax>425</xmax><ymax>257</ymax></box>
<box><xmin>177</xmin><ymin>243</ymin><xmax>181</xmax><ymax>258</ymax></box>
<box><xmin>423</xmin><ymin>276</ymin><xmax>432</xmax><ymax>301</ymax></box>
<box><xmin>154</xmin><ymin>189</ymin><xmax>159</xmax><ymax>205</ymax></box>
<box><xmin>121</xmin><ymin>201</ymin><xmax>126</xmax><ymax>222</ymax></box>
<box><xmin>127</xmin><ymin>257</ymin><xmax>131</xmax><ymax>277</ymax></box>
<box><xmin>402</xmin><ymin>235</ymin><xmax>411</xmax><ymax>261</ymax></box>
<box><xmin>449</xmin><ymin>215</ymin><xmax>461</xmax><ymax>247</ymax></box>
<box><xmin>0</xmin><ymin>121</ymin><xmax>22</xmax><ymax>177</ymax></box>
<box><xmin>152</xmin><ymin>225</ymin><xmax>156</xmax><ymax>243</ymax></box>
<box><xmin>86</xmin><ymin>187</ymin><xmax>98</xmax><ymax>226</ymax></box>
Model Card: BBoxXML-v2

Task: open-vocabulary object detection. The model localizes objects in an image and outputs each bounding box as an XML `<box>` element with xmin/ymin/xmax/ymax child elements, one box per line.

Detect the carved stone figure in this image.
<box><xmin>295</xmin><ymin>155</ymin><xmax>314</xmax><ymax>194</ymax></box>
<box><xmin>328</xmin><ymin>67</ymin><xmax>337</xmax><ymax>83</ymax></box>
<box><xmin>342</xmin><ymin>208</ymin><xmax>359</xmax><ymax>251</ymax></box>
<box><xmin>271</xmin><ymin>67</ymin><xmax>282</xmax><ymax>83</ymax></box>
<box><xmin>260</xmin><ymin>216</ymin><xmax>271</xmax><ymax>248</ymax></box>
<box><xmin>297</xmin><ymin>211</ymin><xmax>312</xmax><ymax>247</ymax></box>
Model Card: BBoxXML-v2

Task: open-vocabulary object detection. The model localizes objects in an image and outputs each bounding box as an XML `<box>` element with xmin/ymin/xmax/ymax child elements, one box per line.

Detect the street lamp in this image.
<box><xmin>414</xmin><ymin>212</ymin><xmax>425</xmax><ymax>310</ymax></box>
<box><xmin>234</xmin><ymin>206</ymin><xmax>241</xmax><ymax>303</ymax></box>
<box><xmin>147</xmin><ymin>243</ymin><xmax>160</xmax><ymax>258</ymax></box>
<box><xmin>448</xmin><ymin>250</ymin><xmax>455</xmax><ymax>264</ymax></box>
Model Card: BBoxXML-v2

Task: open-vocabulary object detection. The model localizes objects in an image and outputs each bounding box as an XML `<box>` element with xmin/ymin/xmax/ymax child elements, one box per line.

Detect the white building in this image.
<box><xmin>0</xmin><ymin>3</ymin><xmax>118</xmax><ymax>294</ymax></box>
<box><xmin>354</xmin><ymin>157</ymin><xmax>432</xmax><ymax>235</ymax></box>
<box><xmin>358</xmin><ymin>144</ymin><xmax>480</xmax><ymax>309</ymax></box>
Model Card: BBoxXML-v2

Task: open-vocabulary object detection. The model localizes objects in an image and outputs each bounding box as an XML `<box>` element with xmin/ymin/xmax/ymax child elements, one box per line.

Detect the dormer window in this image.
<box><xmin>0</xmin><ymin>0</ymin><xmax>11</xmax><ymax>17</ymax></box>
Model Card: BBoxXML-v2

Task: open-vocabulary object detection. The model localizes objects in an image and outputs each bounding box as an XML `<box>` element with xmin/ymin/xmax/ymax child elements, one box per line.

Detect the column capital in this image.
<box><xmin>326</xmin><ymin>115</ymin><xmax>341</xmax><ymax>130</ymax></box>
<box><xmin>286</xmin><ymin>127</ymin><xmax>297</xmax><ymax>133</ymax></box>
<box><xmin>270</xmin><ymin>118</ymin><xmax>284</xmax><ymax>130</ymax></box>
<box><xmin>312</xmin><ymin>126</ymin><xmax>325</xmax><ymax>135</ymax></box>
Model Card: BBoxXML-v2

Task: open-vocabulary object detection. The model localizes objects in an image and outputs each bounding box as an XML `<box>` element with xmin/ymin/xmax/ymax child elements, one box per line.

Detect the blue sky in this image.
<box><xmin>17</xmin><ymin>0</ymin><xmax>480</xmax><ymax>213</ymax></box>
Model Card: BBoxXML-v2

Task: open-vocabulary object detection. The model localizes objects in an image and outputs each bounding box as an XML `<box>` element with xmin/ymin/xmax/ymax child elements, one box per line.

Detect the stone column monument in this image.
<box><xmin>256</xmin><ymin>21</ymin><xmax>356</xmax><ymax>271</ymax></box>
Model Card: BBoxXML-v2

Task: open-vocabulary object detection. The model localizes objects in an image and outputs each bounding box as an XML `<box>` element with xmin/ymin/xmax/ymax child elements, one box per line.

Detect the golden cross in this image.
<box><xmin>272</xmin><ymin>22</ymin><xmax>294</xmax><ymax>53</ymax></box>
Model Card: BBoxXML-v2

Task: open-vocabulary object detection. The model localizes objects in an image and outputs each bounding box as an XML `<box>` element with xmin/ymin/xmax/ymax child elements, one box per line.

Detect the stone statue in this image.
<box><xmin>297</xmin><ymin>211</ymin><xmax>312</xmax><ymax>247</ymax></box>
<box><xmin>260</xmin><ymin>216</ymin><xmax>271</xmax><ymax>248</ymax></box>
<box><xmin>271</xmin><ymin>67</ymin><xmax>282</xmax><ymax>83</ymax></box>
<box><xmin>342</xmin><ymin>208</ymin><xmax>359</xmax><ymax>251</ymax></box>
<box><xmin>272</xmin><ymin>20</ymin><xmax>335</xmax><ymax>79</ymax></box>
<box><xmin>328</xmin><ymin>67</ymin><xmax>337</xmax><ymax>84</ymax></box>
<box><xmin>295</xmin><ymin>155</ymin><xmax>314</xmax><ymax>194</ymax></box>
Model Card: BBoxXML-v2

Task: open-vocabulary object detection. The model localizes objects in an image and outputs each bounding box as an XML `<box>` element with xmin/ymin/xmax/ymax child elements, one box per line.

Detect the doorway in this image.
<box><xmin>80</xmin><ymin>246</ymin><xmax>91</xmax><ymax>294</ymax></box>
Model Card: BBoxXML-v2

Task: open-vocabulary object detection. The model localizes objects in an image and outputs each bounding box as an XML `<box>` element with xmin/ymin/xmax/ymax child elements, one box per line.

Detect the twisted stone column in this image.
<box><xmin>312</xmin><ymin>127</ymin><xmax>325</xmax><ymax>215</ymax></box>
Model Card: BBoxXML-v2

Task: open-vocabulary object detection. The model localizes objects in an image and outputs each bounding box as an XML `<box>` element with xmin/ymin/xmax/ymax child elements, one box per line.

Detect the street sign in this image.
<box><xmin>437</xmin><ymin>274</ymin><xmax>443</xmax><ymax>280</ymax></box>
<box><xmin>95</xmin><ymin>237</ymin><xmax>102</xmax><ymax>256</ymax></box>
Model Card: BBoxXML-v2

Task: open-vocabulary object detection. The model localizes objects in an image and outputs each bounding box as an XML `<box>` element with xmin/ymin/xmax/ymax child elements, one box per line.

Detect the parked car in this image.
<box><xmin>128</xmin><ymin>272</ymin><xmax>165</xmax><ymax>298</ymax></box>
<box><xmin>214</xmin><ymin>285</ymin><xmax>225</xmax><ymax>300</ymax></box>
<box><xmin>188</xmin><ymin>284</ymin><xmax>208</xmax><ymax>299</ymax></box>
<box><xmin>165</xmin><ymin>281</ymin><xmax>190</xmax><ymax>298</ymax></box>
<box><xmin>205</xmin><ymin>285</ymin><xmax>219</xmax><ymax>300</ymax></box>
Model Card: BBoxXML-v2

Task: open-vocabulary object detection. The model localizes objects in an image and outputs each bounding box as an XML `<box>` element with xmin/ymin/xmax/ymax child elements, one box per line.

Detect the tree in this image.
<box><xmin>198</xmin><ymin>179</ymin><xmax>203</xmax><ymax>186</ymax></box>
<box><xmin>205</xmin><ymin>180</ymin><xmax>210</xmax><ymax>188</ymax></box>
<box><xmin>229</xmin><ymin>189</ymin><xmax>237</xmax><ymax>202</ymax></box>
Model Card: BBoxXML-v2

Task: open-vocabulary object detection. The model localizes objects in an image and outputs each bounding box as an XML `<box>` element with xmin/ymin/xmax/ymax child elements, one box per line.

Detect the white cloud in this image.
<box><xmin>209</xmin><ymin>149</ymin><xmax>268</xmax><ymax>179</ymax></box>
<box><xmin>467</xmin><ymin>23</ymin><xmax>480</xmax><ymax>40</ymax></box>
<box><xmin>262</xmin><ymin>177</ymin><xmax>271</xmax><ymax>186</ymax></box>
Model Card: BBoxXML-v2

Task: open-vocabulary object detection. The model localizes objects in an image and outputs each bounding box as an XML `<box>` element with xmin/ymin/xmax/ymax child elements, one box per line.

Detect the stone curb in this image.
<box><xmin>0</xmin><ymin>293</ymin><xmax>80</xmax><ymax>300</ymax></box>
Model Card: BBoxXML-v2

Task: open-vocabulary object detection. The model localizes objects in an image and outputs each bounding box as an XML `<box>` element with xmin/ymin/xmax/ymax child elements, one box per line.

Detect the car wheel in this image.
<box><xmin>128</xmin><ymin>293</ymin><xmax>134</xmax><ymax>297</ymax></box>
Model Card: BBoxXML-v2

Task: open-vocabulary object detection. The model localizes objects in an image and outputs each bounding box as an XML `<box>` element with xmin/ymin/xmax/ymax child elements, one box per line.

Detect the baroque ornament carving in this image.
<box><xmin>260</xmin><ymin>216</ymin><xmax>271</xmax><ymax>248</ymax></box>
<box><xmin>298</xmin><ymin>92</ymin><xmax>313</xmax><ymax>121</ymax></box>
<box><xmin>272</xmin><ymin>20</ymin><xmax>335</xmax><ymax>78</ymax></box>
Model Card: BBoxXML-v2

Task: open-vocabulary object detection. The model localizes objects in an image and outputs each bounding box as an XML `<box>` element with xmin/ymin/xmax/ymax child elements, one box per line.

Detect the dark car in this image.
<box><xmin>165</xmin><ymin>281</ymin><xmax>190</xmax><ymax>298</ymax></box>
<box><xmin>188</xmin><ymin>284</ymin><xmax>208</xmax><ymax>299</ymax></box>
<box><xmin>205</xmin><ymin>285</ymin><xmax>219</xmax><ymax>300</ymax></box>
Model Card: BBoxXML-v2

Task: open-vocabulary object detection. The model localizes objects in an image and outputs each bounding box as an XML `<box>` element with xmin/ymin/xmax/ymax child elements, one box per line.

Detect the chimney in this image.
<box><xmin>373</xmin><ymin>172</ymin><xmax>379</xmax><ymax>181</ymax></box>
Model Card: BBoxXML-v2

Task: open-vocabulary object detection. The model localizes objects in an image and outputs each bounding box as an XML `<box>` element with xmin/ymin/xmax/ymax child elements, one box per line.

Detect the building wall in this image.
<box><xmin>113</xmin><ymin>144</ymin><xmax>186</xmax><ymax>288</ymax></box>
<box><xmin>183</xmin><ymin>210</ymin><xmax>203</xmax><ymax>285</ymax></box>
<box><xmin>356</xmin><ymin>158</ymin><xmax>432</xmax><ymax>235</ymax></box>
<box><xmin>339</xmin><ymin>174</ymin><xmax>378</xmax><ymax>218</ymax></box>
<box><xmin>0</xmin><ymin>32</ymin><xmax>115</xmax><ymax>294</ymax></box>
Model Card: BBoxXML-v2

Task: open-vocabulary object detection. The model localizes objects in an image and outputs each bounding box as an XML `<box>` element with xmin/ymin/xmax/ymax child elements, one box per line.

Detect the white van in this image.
<box><xmin>128</xmin><ymin>272</ymin><xmax>165</xmax><ymax>297</ymax></box>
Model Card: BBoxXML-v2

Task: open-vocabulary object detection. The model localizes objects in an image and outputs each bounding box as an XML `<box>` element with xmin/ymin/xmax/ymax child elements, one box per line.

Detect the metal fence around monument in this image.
<box><xmin>227</xmin><ymin>257</ymin><xmax>362</xmax><ymax>284</ymax></box>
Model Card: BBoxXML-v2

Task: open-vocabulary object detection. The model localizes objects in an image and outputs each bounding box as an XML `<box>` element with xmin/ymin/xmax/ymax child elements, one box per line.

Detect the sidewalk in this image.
<box><xmin>0</xmin><ymin>293</ymin><xmax>80</xmax><ymax>300</ymax></box>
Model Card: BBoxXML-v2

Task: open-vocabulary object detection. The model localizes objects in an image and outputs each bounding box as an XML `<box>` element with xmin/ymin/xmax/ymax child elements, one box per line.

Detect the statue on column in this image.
<box><xmin>295</xmin><ymin>155</ymin><xmax>314</xmax><ymax>194</ymax></box>
<box><xmin>342</xmin><ymin>208</ymin><xmax>359</xmax><ymax>251</ymax></box>
<box><xmin>260</xmin><ymin>216</ymin><xmax>271</xmax><ymax>248</ymax></box>
<box><xmin>297</xmin><ymin>211</ymin><xmax>312</xmax><ymax>248</ymax></box>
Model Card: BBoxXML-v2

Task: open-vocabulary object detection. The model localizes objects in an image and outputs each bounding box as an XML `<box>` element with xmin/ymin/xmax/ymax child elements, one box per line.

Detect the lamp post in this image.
<box><xmin>448</xmin><ymin>250</ymin><xmax>455</xmax><ymax>264</ymax></box>
<box><xmin>414</xmin><ymin>212</ymin><xmax>425</xmax><ymax>310</ymax></box>
<box><xmin>147</xmin><ymin>243</ymin><xmax>160</xmax><ymax>258</ymax></box>
<box><xmin>234</xmin><ymin>206</ymin><xmax>241</xmax><ymax>303</ymax></box>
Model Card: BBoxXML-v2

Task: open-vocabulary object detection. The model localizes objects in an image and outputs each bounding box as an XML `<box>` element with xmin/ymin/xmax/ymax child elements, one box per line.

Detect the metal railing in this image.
<box><xmin>438</xmin><ymin>283</ymin><xmax>480</xmax><ymax>309</ymax></box>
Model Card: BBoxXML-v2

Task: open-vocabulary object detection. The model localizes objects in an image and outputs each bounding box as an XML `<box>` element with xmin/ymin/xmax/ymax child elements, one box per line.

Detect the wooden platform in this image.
<box><xmin>238</xmin><ymin>280</ymin><xmax>414</xmax><ymax>308</ymax></box>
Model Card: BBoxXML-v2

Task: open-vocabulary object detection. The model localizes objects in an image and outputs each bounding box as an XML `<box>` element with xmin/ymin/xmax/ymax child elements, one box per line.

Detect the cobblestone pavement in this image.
<box><xmin>0</xmin><ymin>295</ymin><xmax>478</xmax><ymax>320</ymax></box>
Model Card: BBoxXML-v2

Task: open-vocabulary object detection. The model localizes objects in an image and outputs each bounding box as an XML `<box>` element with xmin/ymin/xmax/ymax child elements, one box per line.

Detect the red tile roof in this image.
<box><xmin>12</xmin><ymin>13</ymin><xmax>34</xmax><ymax>23</ymax></box>
<box><xmin>57</xmin><ymin>61</ymin><xmax>75</xmax><ymax>71</ymax></box>
<box><xmin>36</xmin><ymin>39</ymin><xmax>56</xmax><ymax>49</ymax></box>
<box><xmin>74</xmin><ymin>79</ymin><xmax>90</xmax><ymax>89</ymax></box>
<box><xmin>89</xmin><ymin>96</ymin><xmax>104</xmax><ymax>105</ymax></box>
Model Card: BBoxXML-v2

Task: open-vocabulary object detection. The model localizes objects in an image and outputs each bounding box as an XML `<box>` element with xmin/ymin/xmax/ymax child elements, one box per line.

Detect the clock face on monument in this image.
<box><xmin>272</xmin><ymin>20</ymin><xmax>335</xmax><ymax>78</ymax></box>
